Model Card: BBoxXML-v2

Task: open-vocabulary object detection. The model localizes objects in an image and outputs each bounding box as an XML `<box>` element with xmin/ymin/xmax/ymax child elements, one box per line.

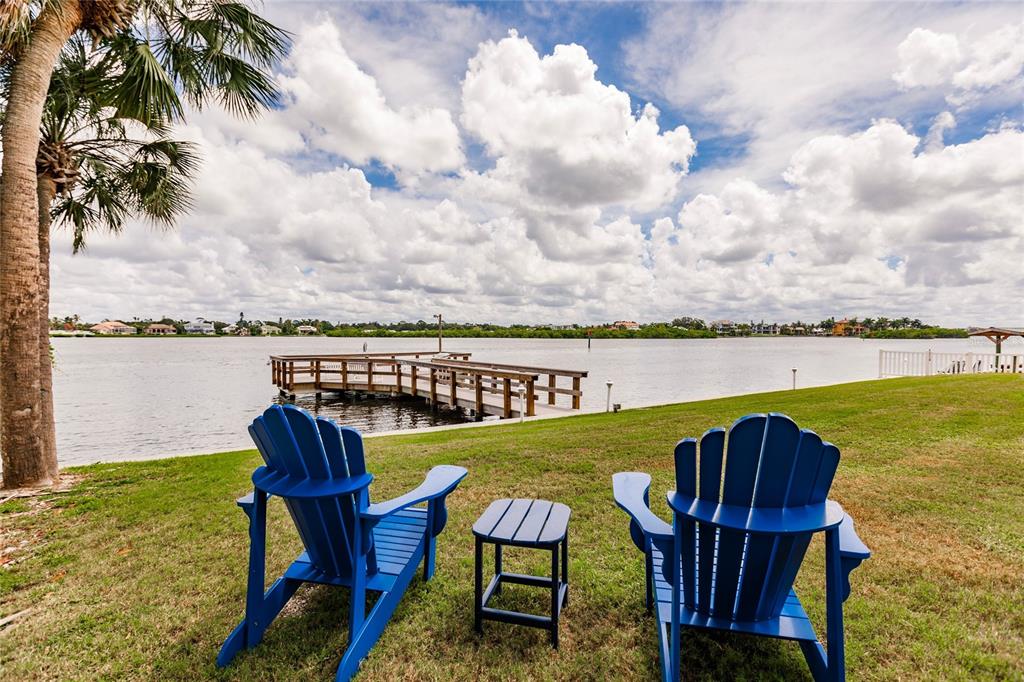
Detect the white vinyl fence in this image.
<box><xmin>878</xmin><ymin>349</ymin><xmax>1024</xmax><ymax>378</ymax></box>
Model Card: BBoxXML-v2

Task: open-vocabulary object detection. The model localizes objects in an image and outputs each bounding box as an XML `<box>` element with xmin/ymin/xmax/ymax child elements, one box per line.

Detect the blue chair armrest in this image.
<box><xmin>838</xmin><ymin>512</ymin><xmax>870</xmax><ymax>560</ymax></box>
<box><xmin>252</xmin><ymin>468</ymin><xmax>374</xmax><ymax>499</ymax></box>
<box><xmin>837</xmin><ymin>512</ymin><xmax>871</xmax><ymax>601</ymax></box>
<box><xmin>613</xmin><ymin>473</ymin><xmax>673</xmax><ymax>553</ymax></box>
<box><xmin>362</xmin><ymin>465</ymin><xmax>468</xmax><ymax>520</ymax></box>
<box><xmin>667</xmin><ymin>491</ymin><xmax>846</xmax><ymax>535</ymax></box>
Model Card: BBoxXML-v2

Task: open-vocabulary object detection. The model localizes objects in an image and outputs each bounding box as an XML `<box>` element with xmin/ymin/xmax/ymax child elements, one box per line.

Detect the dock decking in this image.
<box><xmin>270</xmin><ymin>351</ymin><xmax>588</xmax><ymax>420</ymax></box>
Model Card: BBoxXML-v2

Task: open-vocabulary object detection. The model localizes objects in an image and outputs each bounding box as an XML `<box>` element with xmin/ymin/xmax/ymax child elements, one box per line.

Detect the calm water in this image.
<box><xmin>49</xmin><ymin>336</ymin><xmax>999</xmax><ymax>465</ymax></box>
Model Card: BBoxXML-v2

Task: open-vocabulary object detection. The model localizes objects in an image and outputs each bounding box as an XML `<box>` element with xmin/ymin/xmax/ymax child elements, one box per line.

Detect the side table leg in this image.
<box><xmin>551</xmin><ymin>544</ymin><xmax>559</xmax><ymax>649</ymax></box>
<box><xmin>475</xmin><ymin>537</ymin><xmax>483</xmax><ymax>634</ymax></box>
<box><xmin>562</xmin><ymin>534</ymin><xmax>569</xmax><ymax>607</ymax></box>
<box><xmin>495</xmin><ymin>543</ymin><xmax>503</xmax><ymax>596</ymax></box>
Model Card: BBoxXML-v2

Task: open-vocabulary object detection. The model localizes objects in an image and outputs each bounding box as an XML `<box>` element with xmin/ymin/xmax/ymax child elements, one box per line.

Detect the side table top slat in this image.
<box><xmin>514</xmin><ymin>500</ymin><xmax>553</xmax><ymax>544</ymax></box>
<box><xmin>472</xmin><ymin>498</ymin><xmax>514</xmax><ymax>537</ymax></box>
<box><xmin>538</xmin><ymin>503</ymin><xmax>571</xmax><ymax>544</ymax></box>
<box><xmin>474</xmin><ymin>498</ymin><xmax>571</xmax><ymax>547</ymax></box>
<box><xmin>488</xmin><ymin>499</ymin><xmax>534</xmax><ymax>541</ymax></box>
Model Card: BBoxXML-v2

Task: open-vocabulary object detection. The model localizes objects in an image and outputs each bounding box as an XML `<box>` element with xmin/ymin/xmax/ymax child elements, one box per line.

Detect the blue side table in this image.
<box><xmin>473</xmin><ymin>498</ymin><xmax>571</xmax><ymax>648</ymax></box>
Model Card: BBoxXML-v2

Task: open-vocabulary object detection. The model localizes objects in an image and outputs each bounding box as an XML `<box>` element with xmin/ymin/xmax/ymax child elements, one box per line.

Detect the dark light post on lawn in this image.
<box><xmin>433</xmin><ymin>313</ymin><xmax>443</xmax><ymax>352</ymax></box>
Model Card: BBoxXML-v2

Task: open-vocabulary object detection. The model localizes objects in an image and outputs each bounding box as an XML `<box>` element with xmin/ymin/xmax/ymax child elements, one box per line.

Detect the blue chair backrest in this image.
<box><xmin>672</xmin><ymin>413</ymin><xmax>840</xmax><ymax>622</ymax></box>
<box><xmin>249</xmin><ymin>404</ymin><xmax>372</xmax><ymax>580</ymax></box>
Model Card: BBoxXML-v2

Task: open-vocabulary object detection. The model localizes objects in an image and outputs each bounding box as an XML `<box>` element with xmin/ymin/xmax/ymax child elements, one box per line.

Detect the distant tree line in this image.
<box><xmin>50</xmin><ymin>314</ymin><xmax>967</xmax><ymax>339</ymax></box>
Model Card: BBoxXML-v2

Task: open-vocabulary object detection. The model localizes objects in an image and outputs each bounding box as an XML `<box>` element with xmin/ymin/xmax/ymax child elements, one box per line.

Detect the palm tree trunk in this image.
<box><xmin>1</xmin><ymin>1</ymin><xmax>81</xmax><ymax>489</ymax></box>
<box><xmin>38</xmin><ymin>176</ymin><xmax>59</xmax><ymax>481</ymax></box>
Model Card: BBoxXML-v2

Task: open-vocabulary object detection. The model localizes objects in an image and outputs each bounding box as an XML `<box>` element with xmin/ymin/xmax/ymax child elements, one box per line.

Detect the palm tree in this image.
<box><xmin>25</xmin><ymin>38</ymin><xmax>199</xmax><ymax>475</ymax></box>
<box><xmin>1</xmin><ymin>1</ymin><xmax>288</xmax><ymax>488</ymax></box>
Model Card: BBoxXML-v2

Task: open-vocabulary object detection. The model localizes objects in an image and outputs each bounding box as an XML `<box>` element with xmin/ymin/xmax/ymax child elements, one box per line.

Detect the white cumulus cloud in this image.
<box><xmin>462</xmin><ymin>31</ymin><xmax>695</xmax><ymax>212</ymax></box>
<box><xmin>277</xmin><ymin>19</ymin><xmax>464</xmax><ymax>174</ymax></box>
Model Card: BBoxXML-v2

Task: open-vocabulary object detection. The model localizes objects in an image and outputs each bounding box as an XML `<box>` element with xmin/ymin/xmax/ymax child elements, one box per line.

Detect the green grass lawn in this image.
<box><xmin>2</xmin><ymin>375</ymin><xmax>1022</xmax><ymax>680</ymax></box>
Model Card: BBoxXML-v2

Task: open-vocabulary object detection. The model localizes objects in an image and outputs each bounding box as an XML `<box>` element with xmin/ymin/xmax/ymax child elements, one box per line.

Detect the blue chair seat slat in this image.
<box><xmin>373</xmin><ymin>547</ymin><xmax>415</xmax><ymax>562</ymax></box>
<box><xmin>375</xmin><ymin>519</ymin><xmax>427</xmax><ymax>534</ymax></box>
<box><xmin>375</xmin><ymin>559</ymin><xmax>410</xmax><ymax>576</ymax></box>
<box><xmin>372</xmin><ymin>530</ymin><xmax>422</xmax><ymax>547</ymax></box>
<box><xmin>373</xmin><ymin>533</ymin><xmax>420</xmax><ymax>548</ymax></box>
<box><xmin>374</xmin><ymin>520</ymin><xmax>427</xmax><ymax>535</ymax></box>
<box><xmin>376</xmin><ymin>511</ymin><xmax>428</xmax><ymax>527</ymax></box>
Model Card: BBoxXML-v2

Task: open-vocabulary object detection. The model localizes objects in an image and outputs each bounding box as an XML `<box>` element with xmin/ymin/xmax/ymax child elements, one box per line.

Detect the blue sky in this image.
<box><xmin>50</xmin><ymin>1</ymin><xmax>1024</xmax><ymax>326</ymax></box>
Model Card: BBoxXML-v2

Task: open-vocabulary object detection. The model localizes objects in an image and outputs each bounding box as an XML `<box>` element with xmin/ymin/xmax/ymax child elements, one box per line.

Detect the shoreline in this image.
<box><xmin>49</xmin><ymin>373</ymin><xmax>1000</xmax><ymax>470</ymax></box>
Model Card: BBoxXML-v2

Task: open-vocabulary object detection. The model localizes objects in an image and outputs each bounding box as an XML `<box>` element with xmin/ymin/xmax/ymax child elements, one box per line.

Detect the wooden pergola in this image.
<box><xmin>968</xmin><ymin>327</ymin><xmax>1024</xmax><ymax>354</ymax></box>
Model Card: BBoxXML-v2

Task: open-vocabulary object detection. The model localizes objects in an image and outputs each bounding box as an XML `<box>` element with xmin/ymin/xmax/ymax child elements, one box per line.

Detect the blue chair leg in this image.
<box><xmin>670</xmin><ymin>515</ymin><xmax>682</xmax><ymax>681</ymax></box>
<box><xmin>424</xmin><ymin>503</ymin><xmax>437</xmax><ymax>581</ymax></box>
<box><xmin>335</xmin><ymin>541</ymin><xmax>424</xmax><ymax>681</ymax></box>
<box><xmin>824</xmin><ymin>527</ymin><xmax>846</xmax><ymax>681</ymax></box>
<box><xmin>644</xmin><ymin>545</ymin><xmax>654</xmax><ymax>613</ymax></box>
<box><xmin>218</xmin><ymin>490</ymin><xmax>301</xmax><ymax>667</ymax></box>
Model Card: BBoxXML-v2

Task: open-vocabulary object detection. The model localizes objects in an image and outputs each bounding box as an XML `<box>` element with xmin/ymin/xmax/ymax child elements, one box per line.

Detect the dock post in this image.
<box><xmin>396</xmin><ymin>362</ymin><xmax>402</xmax><ymax>394</ymax></box>
<box><xmin>502</xmin><ymin>378</ymin><xmax>512</xmax><ymax>418</ymax></box>
<box><xmin>572</xmin><ymin>377</ymin><xmax>581</xmax><ymax>410</ymax></box>
<box><xmin>474</xmin><ymin>374</ymin><xmax>483</xmax><ymax>419</ymax></box>
<box><xmin>410</xmin><ymin>365</ymin><xmax>418</xmax><ymax>397</ymax></box>
<box><xmin>548</xmin><ymin>374</ymin><xmax>556</xmax><ymax>406</ymax></box>
<box><xmin>526</xmin><ymin>378</ymin><xmax>536</xmax><ymax>416</ymax></box>
<box><xmin>367</xmin><ymin>361</ymin><xmax>374</xmax><ymax>392</ymax></box>
<box><xmin>429</xmin><ymin>368</ymin><xmax>438</xmax><ymax>408</ymax></box>
<box><xmin>342</xmin><ymin>361</ymin><xmax>348</xmax><ymax>390</ymax></box>
<box><xmin>314</xmin><ymin>360</ymin><xmax>321</xmax><ymax>391</ymax></box>
<box><xmin>288</xmin><ymin>361</ymin><xmax>295</xmax><ymax>392</ymax></box>
<box><xmin>449</xmin><ymin>370</ymin><xmax>458</xmax><ymax>407</ymax></box>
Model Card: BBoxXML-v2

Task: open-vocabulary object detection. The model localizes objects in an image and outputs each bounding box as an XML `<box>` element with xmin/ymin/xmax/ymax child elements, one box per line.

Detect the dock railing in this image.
<box><xmin>878</xmin><ymin>349</ymin><xmax>1024</xmax><ymax>378</ymax></box>
<box><xmin>268</xmin><ymin>351</ymin><xmax>587</xmax><ymax>419</ymax></box>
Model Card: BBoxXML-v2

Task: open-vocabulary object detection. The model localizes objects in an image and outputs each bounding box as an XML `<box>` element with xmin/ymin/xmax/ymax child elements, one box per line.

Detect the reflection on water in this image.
<box><xmin>48</xmin><ymin>335</ymin><xmax>996</xmax><ymax>466</ymax></box>
<box><xmin>283</xmin><ymin>392</ymin><xmax>470</xmax><ymax>432</ymax></box>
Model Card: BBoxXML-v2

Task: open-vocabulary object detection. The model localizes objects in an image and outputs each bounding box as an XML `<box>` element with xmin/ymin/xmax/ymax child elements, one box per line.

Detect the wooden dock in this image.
<box><xmin>270</xmin><ymin>351</ymin><xmax>588</xmax><ymax>420</ymax></box>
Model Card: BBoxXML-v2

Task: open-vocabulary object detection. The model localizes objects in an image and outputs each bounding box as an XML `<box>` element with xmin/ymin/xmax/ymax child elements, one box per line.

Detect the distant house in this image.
<box><xmin>184</xmin><ymin>317</ymin><xmax>216</xmax><ymax>335</ymax></box>
<box><xmin>710</xmin><ymin>320</ymin><xmax>735</xmax><ymax>335</ymax></box>
<box><xmin>832</xmin><ymin>319</ymin><xmax>866</xmax><ymax>337</ymax></box>
<box><xmin>296</xmin><ymin>324</ymin><xmax>318</xmax><ymax>335</ymax></box>
<box><xmin>753</xmin><ymin>322</ymin><xmax>780</xmax><ymax>335</ymax></box>
<box><xmin>144</xmin><ymin>323</ymin><xmax>176</xmax><ymax>335</ymax></box>
<box><xmin>612</xmin><ymin>320</ymin><xmax>640</xmax><ymax>330</ymax></box>
<box><xmin>90</xmin><ymin>320</ymin><xmax>136</xmax><ymax>335</ymax></box>
<box><xmin>260</xmin><ymin>324</ymin><xmax>282</xmax><ymax>335</ymax></box>
<box><xmin>811</xmin><ymin>326</ymin><xmax>828</xmax><ymax>336</ymax></box>
<box><xmin>790</xmin><ymin>326</ymin><xmax>807</xmax><ymax>336</ymax></box>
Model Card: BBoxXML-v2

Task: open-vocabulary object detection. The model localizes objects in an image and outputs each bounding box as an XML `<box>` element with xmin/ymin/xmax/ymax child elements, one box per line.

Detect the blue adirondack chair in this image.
<box><xmin>613</xmin><ymin>413</ymin><xmax>870</xmax><ymax>682</ymax></box>
<box><xmin>217</xmin><ymin>404</ymin><xmax>468</xmax><ymax>680</ymax></box>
